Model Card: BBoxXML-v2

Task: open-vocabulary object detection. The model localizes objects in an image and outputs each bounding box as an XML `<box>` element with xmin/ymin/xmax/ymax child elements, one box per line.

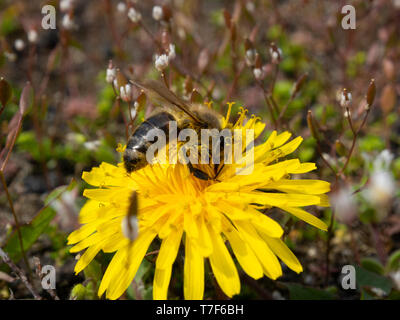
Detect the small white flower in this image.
<box><xmin>331</xmin><ymin>188</ymin><xmax>358</xmax><ymax>224</ymax></box>
<box><xmin>62</xmin><ymin>14</ymin><xmax>77</xmax><ymax>30</ymax></box>
<box><xmin>84</xmin><ymin>140</ymin><xmax>101</xmax><ymax>151</ymax></box>
<box><xmin>272</xmin><ymin>290</ymin><xmax>285</xmax><ymax>300</ymax></box>
<box><xmin>117</xmin><ymin>2</ymin><xmax>127</xmax><ymax>13</ymax></box>
<box><xmin>122</xmin><ymin>215</ymin><xmax>139</xmax><ymax>241</ymax></box>
<box><xmin>177</xmin><ymin>27</ymin><xmax>186</xmax><ymax>39</ymax></box>
<box><xmin>14</xmin><ymin>39</ymin><xmax>25</xmax><ymax>51</ymax></box>
<box><xmin>390</xmin><ymin>271</ymin><xmax>400</xmax><ymax>290</ymax></box>
<box><xmin>168</xmin><ymin>43</ymin><xmax>176</xmax><ymax>60</ymax></box>
<box><xmin>128</xmin><ymin>7</ymin><xmax>142</xmax><ymax>23</ymax></box>
<box><xmin>106</xmin><ymin>66</ymin><xmax>117</xmax><ymax>84</ymax></box>
<box><xmin>343</xmin><ymin>110</ymin><xmax>351</xmax><ymax>118</ymax></box>
<box><xmin>130</xmin><ymin>104</ymin><xmax>137</xmax><ymax>119</ymax></box>
<box><xmin>246</xmin><ymin>1</ymin><xmax>255</xmax><ymax>12</ymax></box>
<box><xmin>373</xmin><ymin>149</ymin><xmax>394</xmax><ymax>171</ymax></box>
<box><xmin>4</xmin><ymin>51</ymin><xmax>16</xmax><ymax>62</ymax></box>
<box><xmin>245</xmin><ymin>49</ymin><xmax>257</xmax><ymax>66</ymax></box>
<box><xmin>152</xmin><ymin>6</ymin><xmax>163</xmax><ymax>21</ymax></box>
<box><xmin>370</xmin><ymin>287</ymin><xmax>386</xmax><ymax>297</ymax></box>
<box><xmin>269</xmin><ymin>46</ymin><xmax>282</xmax><ymax>64</ymax></box>
<box><xmin>340</xmin><ymin>90</ymin><xmax>352</xmax><ymax>108</ymax></box>
<box><xmin>363</xmin><ymin>149</ymin><xmax>396</xmax><ymax>210</ymax></box>
<box><xmin>367</xmin><ymin>170</ymin><xmax>396</xmax><ymax>206</ymax></box>
<box><xmin>27</xmin><ymin>30</ymin><xmax>38</xmax><ymax>43</ymax></box>
<box><xmin>60</xmin><ymin>0</ymin><xmax>74</xmax><ymax>12</ymax></box>
<box><xmin>212</xmin><ymin>88</ymin><xmax>222</xmax><ymax>100</ymax></box>
<box><xmin>253</xmin><ymin>68</ymin><xmax>263</xmax><ymax>80</ymax></box>
<box><xmin>393</xmin><ymin>0</ymin><xmax>400</xmax><ymax>8</ymax></box>
<box><xmin>155</xmin><ymin>54</ymin><xmax>169</xmax><ymax>71</ymax></box>
<box><xmin>120</xmin><ymin>84</ymin><xmax>133</xmax><ymax>102</ymax></box>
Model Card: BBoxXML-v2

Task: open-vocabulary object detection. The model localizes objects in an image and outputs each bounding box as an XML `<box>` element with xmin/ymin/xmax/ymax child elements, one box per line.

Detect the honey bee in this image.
<box><xmin>123</xmin><ymin>80</ymin><xmax>227</xmax><ymax>181</ymax></box>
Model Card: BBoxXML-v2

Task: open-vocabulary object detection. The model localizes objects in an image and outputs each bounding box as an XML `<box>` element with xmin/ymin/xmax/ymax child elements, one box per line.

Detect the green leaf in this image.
<box><xmin>3</xmin><ymin>207</ymin><xmax>56</xmax><ymax>262</ymax></box>
<box><xmin>83</xmin><ymin>259</ymin><xmax>103</xmax><ymax>284</ymax></box>
<box><xmin>387</xmin><ymin>250</ymin><xmax>400</xmax><ymax>272</ymax></box>
<box><xmin>44</xmin><ymin>179</ymin><xmax>77</xmax><ymax>206</ymax></box>
<box><xmin>284</xmin><ymin>283</ymin><xmax>336</xmax><ymax>300</ymax></box>
<box><xmin>361</xmin><ymin>257</ymin><xmax>384</xmax><ymax>275</ymax></box>
<box><xmin>355</xmin><ymin>265</ymin><xmax>392</xmax><ymax>295</ymax></box>
<box><xmin>359</xmin><ymin>135</ymin><xmax>385</xmax><ymax>152</ymax></box>
<box><xmin>70</xmin><ymin>283</ymin><xmax>86</xmax><ymax>300</ymax></box>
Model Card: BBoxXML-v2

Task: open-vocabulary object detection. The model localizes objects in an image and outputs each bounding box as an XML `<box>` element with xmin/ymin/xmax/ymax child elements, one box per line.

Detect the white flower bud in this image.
<box><xmin>14</xmin><ymin>39</ymin><xmax>25</xmax><ymax>51</ymax></box>
<box><xmin>168</xmin><ymin>43</ymin><xmax>176</xmax><ymax>60</ymax></box>
<box><xmin>152</xmin><ymin>6</ymin><xmax>163</xmax><ymax>21</ymax></box>
<box><xmin>253</xmin><ymin>68</ymin><xmax>263</xmax><ymax>80</ymax></box>
<box><xmin>106</xmin><ymin>66</ymin><xmax>117</xmax><ymax>84</ymax></box>
<box><xmin>393</xmin><ymin>0</ymin><xmax>400</xmax><ymax>8</ymax></box>
<box><xmin>83</xmin><ymin>140</ymin><xmax>101</xmax><ymax>151</ymax></box>
<box><xmin>269</xmin><ymin>46</ymin><xmax>282</xmax><ymax>64</ymax></box>
<box><xmin>60</xmin><ymin>0</ymin><xmax>74</xmax><ymax>12</ymax></box>
<box><xmin>122</xmin><ymin>215</ymin><xmax>139</xmax><ymax>241</ymax></box>
<box><xmin>4</xmin><ymin>51</ymin><xmax>16</xmax><ymax>62</ymax></box>
<box><xmin>362</xmin><ymin>149</ymin><xmax>396</xmax><ymax>217</ymax></box>
<box><xmin>340</xmin><ymin>89</ymin><xmax>352</xmax><ymax>108</ymax></box>
<box><xmin>120</xmin><ymin>84</ymin><xmax>133</xmax><ymax>102</ymax></box>
<box><xmin>331</xmin><ymin>188</ymin><xmax>358</xmax><ymax>224</ymax></box>
<box><xmin>130</xmin><ymin>103</ymin><xmax>138</xmax><ymax>119</ymax></box>
<box><xmin>128</xmin><ymin>7</ymin><xmax>142</xmax><ymax>23</ymax></box>
<box><xmin>367</xmin><ymin>170</ymin><xmax>396</xmax><ymax>206</ymax></box>
<box><xmin>62</xmin><ymin>14</ymin><xmax>77</xmax><ymax>30</ymax></box>
<box><xmin>246</xmin><ymin>1</ymin><xmax>255</xmax><ymax>12</ymax></box>
<box><xmin>117</xmin><ymin>2</ymin><xmax>127</xmax><ymax>13</ymax></box>
<box><xmin>27</xmin><ymin>30</ymin><xmax>38</xmax><ymax>43</ymax></box>
<box><xmin>155</xmin><ymin>54</ymin><xmax>169</xmax><ymax>71</ymax></box>
<box><xmin>245</xmin><ymin>49</ymin><xmax>257</xmax><ymax>67</ymax></box>
<box><xmin>390</xmin><ymin>271</ymin><xmax>400</xmax><ymax>291</ymax></box>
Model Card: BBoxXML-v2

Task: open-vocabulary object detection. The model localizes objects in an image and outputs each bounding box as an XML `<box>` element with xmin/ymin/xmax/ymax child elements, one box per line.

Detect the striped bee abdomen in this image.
<box><xmin>123</xmin><ymin>112</ymin><xmax>176</xmax><ymax>173</ymax></box>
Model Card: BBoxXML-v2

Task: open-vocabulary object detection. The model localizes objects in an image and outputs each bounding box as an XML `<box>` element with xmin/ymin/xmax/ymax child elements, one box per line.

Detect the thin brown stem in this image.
<box><xmin>0</xmin><ymin>248</ymin><xmax>40</xmax><ymax>300</ymax></box>
<box><xmin>0</xmin><ymin>172</ymin><xmax>31</xmax><ymax>279</ymax></box>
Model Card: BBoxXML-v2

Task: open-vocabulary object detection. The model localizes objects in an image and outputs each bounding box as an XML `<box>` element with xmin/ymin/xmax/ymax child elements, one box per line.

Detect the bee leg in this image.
<box><xmin>187</xmin><ymin>162</ymin><xmax>213</xmax><ymax>181</ymax></box>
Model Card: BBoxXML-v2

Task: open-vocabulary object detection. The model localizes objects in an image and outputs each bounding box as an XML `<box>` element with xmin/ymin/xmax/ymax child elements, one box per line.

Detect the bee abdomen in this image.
<box><xmin>124</xmin><ymin>112</ymin><xmax>176</xmax><ymax>173</ymax></box>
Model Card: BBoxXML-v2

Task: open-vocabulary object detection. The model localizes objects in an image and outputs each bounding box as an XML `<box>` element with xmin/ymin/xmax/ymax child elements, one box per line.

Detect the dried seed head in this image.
<box><xmin>366</xmin><ymin>78</ymin><xmax>376</xmax><ymax>109</ymax></box>
<box><xmin>122</xmin><ymin>215</ymin><xmax>139</xmax><ymax>241</ymax></box>
<box><xmin>115</xmin><ymin>69</ymin><xmax>127</xmax><ymax>87</ymax></box>
<box><xmin>291</xmin><ymin>73</ymin><xmax>308</xmax><ymax>98</ymax></box>
<box><xmin>307</xmin><ymin>110</ymin><xmax>320</xmax><ymax>140</ymax></box>
<box><xmin>122</xmin><ymin>191</ymin><xmax>139</xmax><ymax>241</ymax></box>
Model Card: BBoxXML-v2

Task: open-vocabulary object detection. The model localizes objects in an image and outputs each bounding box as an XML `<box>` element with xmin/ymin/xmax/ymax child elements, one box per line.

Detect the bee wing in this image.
<box><xmin>130</xmin><ymin>79</ymin><xmax>205</xmax><ymax>125</ymax></box>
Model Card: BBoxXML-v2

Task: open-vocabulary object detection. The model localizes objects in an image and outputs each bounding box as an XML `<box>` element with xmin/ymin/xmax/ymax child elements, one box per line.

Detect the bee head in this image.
<box><xmin>123</xmin><ymin>148</ymin><xmax>147</xmax><ymax>173</ymax></box>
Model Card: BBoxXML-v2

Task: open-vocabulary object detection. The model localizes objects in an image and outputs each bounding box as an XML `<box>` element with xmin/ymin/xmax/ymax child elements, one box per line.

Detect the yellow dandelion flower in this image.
<box><xmin>68</xmin><ymin>108</ymin><xmax>330</xmax><ymax>300</ymax></box>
